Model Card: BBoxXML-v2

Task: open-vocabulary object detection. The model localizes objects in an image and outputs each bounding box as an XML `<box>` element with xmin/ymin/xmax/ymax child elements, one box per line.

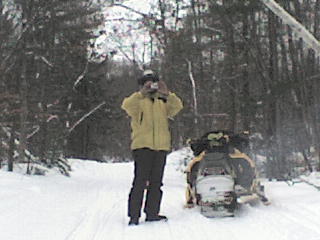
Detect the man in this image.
<box><xmin>121</xmin><ymin>70</ymin><xmax>183</xmax><ymax>225</ymax></box>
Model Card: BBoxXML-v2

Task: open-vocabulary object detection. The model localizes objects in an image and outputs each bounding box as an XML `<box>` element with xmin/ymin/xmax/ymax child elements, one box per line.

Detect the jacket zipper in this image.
<box><xmin>140</xmin><ymin>112</ymin><xmax>143</xmax><ymax>125</ymax></box>
<box><xmin>152</xmin><ymin>101</ymin><xmax>155</xmax><ymax>148</ymax></box>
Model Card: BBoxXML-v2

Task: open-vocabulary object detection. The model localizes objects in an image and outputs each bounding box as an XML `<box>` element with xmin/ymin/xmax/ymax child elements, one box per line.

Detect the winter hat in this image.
<box><xmin>143</xmin><ymin>69</ymin><xmax>154</xmax><ymax>76</ymax></box>
<box><xmin>138</xmin><ymin>69</ymin><xmax>159</xmax><ymax>86</ymax></box>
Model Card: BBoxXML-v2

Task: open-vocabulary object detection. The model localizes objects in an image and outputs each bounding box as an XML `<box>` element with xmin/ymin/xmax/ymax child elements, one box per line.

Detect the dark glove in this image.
<box><xmin>158</xmin><ymin>80</ymin><xmax>169</xmax><ymax>96</ymax></box>
<box><xmin>140</xmin><ymin>81</ymin><xmax>153</xmax><ymax>95</ymax></box>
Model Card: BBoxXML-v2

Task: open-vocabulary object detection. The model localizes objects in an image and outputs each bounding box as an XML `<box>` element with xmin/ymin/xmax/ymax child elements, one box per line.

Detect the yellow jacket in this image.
<box><xmin>121</xmin><ymin>91</ymin><xmax>183</xmax><ymax>151</ymax></box>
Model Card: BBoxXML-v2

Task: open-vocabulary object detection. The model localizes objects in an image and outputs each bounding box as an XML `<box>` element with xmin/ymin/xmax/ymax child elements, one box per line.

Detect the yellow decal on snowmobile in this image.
<box><xmin>207</xmin><ymin>132</ymin><xmax>223</xmax><ymax>141</ymax></box>
<box><xmin>185</xmin><ymin>184</ymin><xmax>196</xmax><ymax>207</ymax></box>
<box><xmin>185</xmin><ymin>151</ymin><xmax>205</xmax><ymax>173</ymax></box>
<box><xmin>229</xmin><ymin>149</ymin><xmax>256</xmax><ymax>168</ymax></box>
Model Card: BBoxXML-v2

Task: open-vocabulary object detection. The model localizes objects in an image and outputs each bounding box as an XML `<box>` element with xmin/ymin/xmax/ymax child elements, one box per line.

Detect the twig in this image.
<box><xmin>27</xmin><ymin>126</ymin><xmax>40</xmax><ymax>139</ymax></box>
<box><xmin>203</xmin><ymin>26</ymin><xmax>222</xmax><ymax>34</ymax></box>
<box><xmin>105</xmin><ymin>18</ymin><xmax>142</xmax><ymax>22</ymax></box>
<box><xmin>40</xmin><ymin>56</ymin><xmax>54</xmax><ymax>68</ymax></box>
<box><xmin>73</xmin><ymin>61</ymin><xmax>89</xmax><ymax>89</ymax></box>
<box><xmin>111</xmin><ymin>3</ymin><xmax>149</xmax><ymax>18</ymax></box>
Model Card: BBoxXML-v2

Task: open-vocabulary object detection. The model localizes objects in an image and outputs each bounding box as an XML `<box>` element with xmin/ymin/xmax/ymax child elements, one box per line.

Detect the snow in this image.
<box><xmin>1</xmin><ymin>150</ymin><xmax>320</xmax><ymax>240</ymax></box>
<box><xmin>302</xmin><ymin>171</ymin><xmax>320</xmax><ymax>186</ymax></box>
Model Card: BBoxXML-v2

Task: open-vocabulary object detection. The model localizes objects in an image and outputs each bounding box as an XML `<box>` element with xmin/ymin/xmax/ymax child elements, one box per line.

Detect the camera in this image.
<box><xmin>138</xmin><ymin>70</ymin><xmax>160</xmax><ymax>89</ymax></box>
<box><xmin>150</xmin><ymin>82</ymin><xmax>159</xmax><ymax>90</ymax></box>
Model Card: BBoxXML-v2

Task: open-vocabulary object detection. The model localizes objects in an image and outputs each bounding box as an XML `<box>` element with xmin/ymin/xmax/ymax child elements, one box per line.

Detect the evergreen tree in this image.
<box><xmin>0</xmin><ymin>0</ymin><xmax>104</xmax><ymax>174</ymax></box>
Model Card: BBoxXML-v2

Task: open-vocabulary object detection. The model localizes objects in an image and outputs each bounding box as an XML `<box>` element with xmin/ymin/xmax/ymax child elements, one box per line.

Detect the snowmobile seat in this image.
<box><xmin>197</xmin><ymin>152</ymin><xmax>234</xmax><ymax>177</ymax></box>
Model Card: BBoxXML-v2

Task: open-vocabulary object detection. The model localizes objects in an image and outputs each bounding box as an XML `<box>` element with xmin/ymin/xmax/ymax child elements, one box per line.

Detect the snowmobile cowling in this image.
<box><xmin>196</xmin><ymin>175</ymin><xmax>234</xmax><ymax>203</ymax></box>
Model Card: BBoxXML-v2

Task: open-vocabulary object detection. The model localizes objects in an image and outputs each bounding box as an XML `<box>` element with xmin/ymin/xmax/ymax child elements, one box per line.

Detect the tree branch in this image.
<box><xmin>261</xmin><ymin>0</ymin><xmax>320</xmax><ymax>57</ymax></box>
<box><xmin>68</xmin><ymin>101</ymin><xmax>106</xmax><ymax>133</ymax></box>
<box><xmin>111</xmin><ymin>3</ymin><xmax>149</xmax><ymax>18</ymax></box>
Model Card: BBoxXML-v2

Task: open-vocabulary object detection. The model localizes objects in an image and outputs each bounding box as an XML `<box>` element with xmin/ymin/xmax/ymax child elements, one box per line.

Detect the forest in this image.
<box><xmin>0</xmin><ymin>0</ymin><xmax>319</xmax><ymax>179</ymax></box>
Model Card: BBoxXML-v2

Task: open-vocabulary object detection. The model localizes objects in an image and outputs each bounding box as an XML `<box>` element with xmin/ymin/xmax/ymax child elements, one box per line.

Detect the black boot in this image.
<box><xmin>128</xmin><ymin>217</ymin><xmax>139</xmax><ymax>226</ymax></box>
<box><xmin>145</xmin><ymin>215</ymin><xmax>168</xmax><ymax>222</ymax></box>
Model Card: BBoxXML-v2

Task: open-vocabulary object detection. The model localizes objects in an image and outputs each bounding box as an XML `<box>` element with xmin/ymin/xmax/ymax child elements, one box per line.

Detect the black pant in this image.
<box><xmin>128</xmin><ymin>148</ymin><xmax>167</xmax><ymax>218</ymax></box>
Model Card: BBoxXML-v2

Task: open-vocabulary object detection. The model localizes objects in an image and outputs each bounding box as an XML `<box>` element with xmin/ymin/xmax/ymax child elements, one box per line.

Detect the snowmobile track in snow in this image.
<box><xmin>65</xmin><ymin>164</ymin><xmax>320</xmax><ymax>240</ymax></box>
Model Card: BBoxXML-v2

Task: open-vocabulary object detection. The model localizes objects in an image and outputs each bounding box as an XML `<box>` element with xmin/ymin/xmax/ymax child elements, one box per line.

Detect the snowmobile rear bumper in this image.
<box><xmin>200</xmin><ymin>205</ymin><xmax>235</xmax><ymax>218</ymax></box>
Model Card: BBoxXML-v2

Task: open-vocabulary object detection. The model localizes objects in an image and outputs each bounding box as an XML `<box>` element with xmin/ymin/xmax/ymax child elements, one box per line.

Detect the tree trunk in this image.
<box><xmin>313</xmin><ymin>0</ymin><xmax>320</xmax><ymax>170</ymax></box>
<box><xmin>266</xmin><ymin>9</ymin><xmax>281</xmax><ymax>178</ymax></box>
<box><xmin>16</xmin><ymin>0</ymin><xmax>31</xmax><ymax>165</ymax></box>
<box><xmin>8</xmin><ymin>124</ymin><xmax>15</xmax><ymax>172</ymax></box>
<box><xmin>222</xmin><ymin>0</ymin><xmax>238</xmax><ymax>132</ymax></box>
<box><xmin>241</xmin><ymin>8</ymin><xmax>250</xmax><ymax>131</ymax></box>
<box><xmin>18</xmin><ymin>56</ymin><xmax>28</xmax><ymax>164</ymax></box>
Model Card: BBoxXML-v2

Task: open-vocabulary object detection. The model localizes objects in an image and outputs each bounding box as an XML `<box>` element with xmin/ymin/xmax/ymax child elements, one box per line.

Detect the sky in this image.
<box><xmin>95</xmin><ymin>0</ymin><xmax>189</xmax><ymax>63</ymax></box>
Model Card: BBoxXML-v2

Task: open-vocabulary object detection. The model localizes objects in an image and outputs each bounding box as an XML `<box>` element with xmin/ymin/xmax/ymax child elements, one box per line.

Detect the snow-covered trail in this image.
<box><xmin>1</xmin><ymin>153</ymin><xmax>320</xmax><ymax>240</ymax></box>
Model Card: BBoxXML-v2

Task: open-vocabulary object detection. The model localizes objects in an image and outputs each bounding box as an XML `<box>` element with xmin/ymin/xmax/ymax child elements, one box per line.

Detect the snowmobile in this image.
<box><xmin>185</xmin><ymin>130</ymin><xmax>269</xmax><ymax>218</ymax></box>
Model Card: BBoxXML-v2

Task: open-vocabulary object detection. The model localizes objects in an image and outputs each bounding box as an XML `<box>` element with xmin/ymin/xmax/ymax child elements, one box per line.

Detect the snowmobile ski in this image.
<box><xmin>237</xmin><ymin>193</ymin><xmax>260</xmax><ymax>204</ymax></box>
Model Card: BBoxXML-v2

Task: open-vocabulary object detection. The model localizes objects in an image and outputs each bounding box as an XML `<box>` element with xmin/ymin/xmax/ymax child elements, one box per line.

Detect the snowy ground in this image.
<box><xmin>1</xmin><ymin>150</ymin><xmax>320</xmax><ymax>240</ymax></box>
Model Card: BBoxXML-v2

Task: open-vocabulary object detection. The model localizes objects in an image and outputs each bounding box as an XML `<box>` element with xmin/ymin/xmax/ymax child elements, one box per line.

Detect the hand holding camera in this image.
<box><xmin>141</xmin><ymin>80</ymin><xmax>168</xmax><ymax>96</ymax></box>
<box><xmin>139</xmin><ymin>70</ymin><xmax>169</xmax><ymax>96</ymax></box>
<box><xmin>140</xmin><ymin>81</ymin><xmax>153</xmax><ymax>95</ymax></box>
